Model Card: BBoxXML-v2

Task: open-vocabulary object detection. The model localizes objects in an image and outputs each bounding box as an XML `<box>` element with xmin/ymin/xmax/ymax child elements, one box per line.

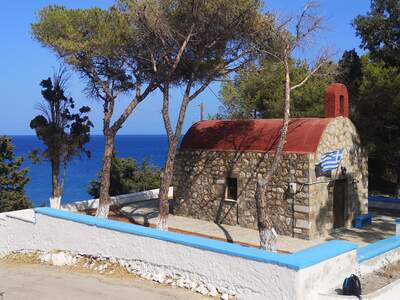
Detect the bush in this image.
<box><xmin>0</xmin><ymin>136</ymin><xmax>32</xmax><ymax>212</ymax></box>
<box><xmin>88</xmin><ymin>155</ymin><xmax>161</xmax><ymax>198</ymax></box>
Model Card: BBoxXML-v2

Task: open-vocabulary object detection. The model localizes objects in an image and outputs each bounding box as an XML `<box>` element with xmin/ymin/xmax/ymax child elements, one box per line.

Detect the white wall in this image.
<box><xmin>317</xmin><ymin>241</ymin><xmax>400</xmax><ymax>299</ymax></box>
<box><xmin>369</xmin><ymin>201</ymin><xmax>400</xmax><ymax>210</ymax></box>
<box><xmin>297</xmin><ymin>251</ymin><xmax>357</xmax><ymax>300</ymax></box>
<box><xmin>0</xmin><ymin>210</ymin><xmax>296</xmax><ymax>299</ymax></box>
<box><xmin>61</xmin><ymin>187</ymin><xmax>173</xmax><ymax>212</ymax></box>
<box><xmin>0</xmin><ymin>209</ymin><xmax>360</xmax><ymax>300</ymax></box>
<box><xmin>360</xmin><ymin>247</ymin><xmax>400</xmax><ymax>275</ymax></box>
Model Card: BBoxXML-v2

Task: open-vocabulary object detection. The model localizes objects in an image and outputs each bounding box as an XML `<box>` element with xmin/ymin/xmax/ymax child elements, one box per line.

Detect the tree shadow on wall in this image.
<box><xmin>173</xmin><ymin>119</ymin><xmax>309</xmax><ymax>240</ymax></box>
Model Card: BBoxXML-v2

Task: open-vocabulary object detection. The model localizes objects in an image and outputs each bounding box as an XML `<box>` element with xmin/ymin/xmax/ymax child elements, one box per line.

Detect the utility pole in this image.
<box><xmin>199</xmin><ymin>102</ymin><xmax>204</xmax><ymax>121</ymax></box>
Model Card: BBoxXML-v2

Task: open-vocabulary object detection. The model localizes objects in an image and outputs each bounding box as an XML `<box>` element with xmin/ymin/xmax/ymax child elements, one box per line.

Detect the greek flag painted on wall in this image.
<box><xmin>320</xmin><ymin>149</ymin><xmax>344</xmax><ymax>172</ymax></box>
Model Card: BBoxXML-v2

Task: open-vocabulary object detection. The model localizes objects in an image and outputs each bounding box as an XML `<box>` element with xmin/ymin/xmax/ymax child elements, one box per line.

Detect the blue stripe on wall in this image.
<box><xmin>357</xmin><ymin>236</ymin><xmax>400</xmax><ymax>262</ymax></box>
<box><xmin>34</xmin><ymin>207</ymin><xmax>357</xmax><ymax>271</ymax></box>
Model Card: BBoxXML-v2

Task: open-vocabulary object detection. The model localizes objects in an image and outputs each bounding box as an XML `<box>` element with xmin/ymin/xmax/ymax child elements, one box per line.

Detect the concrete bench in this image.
<box><xmin>353</xmin><ymin>214</ymin><xmax>372</xmax><ymax>228</ymax></box>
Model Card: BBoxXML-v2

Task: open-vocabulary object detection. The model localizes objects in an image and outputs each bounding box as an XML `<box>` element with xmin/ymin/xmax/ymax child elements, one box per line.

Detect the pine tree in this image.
<box><xmin>0</xmin><ymin>137</ymin><xmax>32</xmax><ymax>212</ymax></box>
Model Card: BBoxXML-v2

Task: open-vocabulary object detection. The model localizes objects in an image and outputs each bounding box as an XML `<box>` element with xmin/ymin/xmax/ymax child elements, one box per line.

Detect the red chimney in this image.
<box><xmin>324</xmin><ymin>83</ymin><xmax>349</xmax><ymax>118</ymax></box>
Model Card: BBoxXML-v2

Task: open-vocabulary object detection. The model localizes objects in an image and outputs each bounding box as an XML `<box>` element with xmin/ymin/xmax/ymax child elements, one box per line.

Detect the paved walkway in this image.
<box><xmin>120</xmin><ymin>200</ymin><xmax>397</xmax><ymax>252</ymax></box>
<box><xmin>120</xmin><ymin>200</ymin><xmax>319</xmax><ymax>253</ymax></box>
<box><xmin>0</xmin><ymin>262</ymin><xmax>208</xmax><ymax>300</ymax></box>
<box><xmin>325</xmin><ymin>213</ymin><xmax>396</xmax><ymax>246</ymax></box>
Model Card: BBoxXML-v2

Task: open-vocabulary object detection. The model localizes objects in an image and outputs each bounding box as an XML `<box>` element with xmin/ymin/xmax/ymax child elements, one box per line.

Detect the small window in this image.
<box><xmin>226</xmin><ymin>177</ymin><xmax>238</xmax><ymax>201</ymax></box>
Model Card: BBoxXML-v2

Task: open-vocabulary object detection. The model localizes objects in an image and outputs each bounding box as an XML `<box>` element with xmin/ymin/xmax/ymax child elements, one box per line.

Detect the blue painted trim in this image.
<box><xmin>291</xmin><ymin>240</ymin><xmax>358</xmax><ymax>269</ymax></box>
<box><xmin>368</xmin><ymin>195</ymin><xmax>400</xmax><ymax>204</ymax></box>
<box><xmin>34</xmin><ymin>207</ymin><xmax>357</xmax><ymax>270</ymax></box>
<box><xmin>357</xmin><ymin>236</ymin><xmax>400</xmax><ymax>262</ymax></box>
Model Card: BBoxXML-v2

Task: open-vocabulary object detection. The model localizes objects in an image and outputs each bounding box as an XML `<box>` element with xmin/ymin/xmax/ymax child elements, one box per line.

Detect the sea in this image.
<box><xmin>11</xmin><ymin>135</ymin><xmax>169</xmax><ymax>207</ymax></box>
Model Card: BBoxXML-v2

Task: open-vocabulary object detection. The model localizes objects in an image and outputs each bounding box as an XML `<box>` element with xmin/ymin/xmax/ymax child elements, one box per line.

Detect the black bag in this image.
<box><xmin>342</xmin><ymin>274</ymin><xmax>362</xmax><ymax>298</ymax></box>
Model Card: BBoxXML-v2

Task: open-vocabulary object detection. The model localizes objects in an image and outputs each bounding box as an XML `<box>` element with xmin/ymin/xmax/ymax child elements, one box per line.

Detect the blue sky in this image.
<box><xmin>0</xmin><ymin>1</ymin><xmax>370</xmax><ymax>135</ymax></box>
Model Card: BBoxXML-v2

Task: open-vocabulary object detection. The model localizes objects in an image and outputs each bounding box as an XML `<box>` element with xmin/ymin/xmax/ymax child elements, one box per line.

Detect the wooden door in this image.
<box><xmin>333</xmin><ymin>179</ymin><xmax>346</xmax><ymax>228</ymax></box>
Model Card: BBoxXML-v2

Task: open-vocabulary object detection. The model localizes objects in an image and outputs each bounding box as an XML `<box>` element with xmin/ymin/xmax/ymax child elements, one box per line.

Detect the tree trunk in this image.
<box><xmin>96</xmin><ymin>131</ymin><xmax>115</xmax><ymax>218</ymax></box>
<box><xmin>256</xmin><ymin>180</ymin><xmax>277</xmax><ymax>251</ymax></box>
<box><xmin>256</xmin><ymin>50</ymin><xmax>291</xmax><ymax>251</ymax></box>
<box><xmin>157</xmin><ymin>139</ymin><xmax>178</xmax><ymax>230</ymax></box>
<box><xmin>50</xmin><ymin>158</ymin><xmax>62</xmax><ymax>209</ymax></box>
<box><xmin>157</xmin><ymin>81</ymin><xmax>192</xmax><ymax>230</ymax></box>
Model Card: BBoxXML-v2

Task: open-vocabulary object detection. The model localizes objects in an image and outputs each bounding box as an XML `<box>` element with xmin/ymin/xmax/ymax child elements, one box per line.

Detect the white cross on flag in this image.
<box><xmin>320</xmin><ymin>149</ymin><xmax>344</xmax><ymax>172</ymax></box>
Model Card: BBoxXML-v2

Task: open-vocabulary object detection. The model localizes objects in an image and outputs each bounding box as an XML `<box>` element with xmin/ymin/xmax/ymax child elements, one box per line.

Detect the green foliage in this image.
<box><xmin>118</xmin><ymin>0</ymin><xmax>263</xmax><ymax>84</ymax></box>
<box><xmin>354</xmin><ymin>57</ymin><xmax>400</xmax><ymax>165</ymax></box>
<box><xmin>353</xmin><ymin>0</ymin><xmax>400</xmax><ymax>67</ymax></box>
<box><xmin>30</xmin><ymin>70</ymin><xmax>93</xmax><ymax>163</ymax></box>
<box><xmin>88</xmin><ymin>155</ymin><xmax>162</xmax><ymax>198</ymax></box>
<box><xmin>32</xmin><ymin>6</ymin><xmax>135</xmax><ymax>98</ymax></box>
<box><xmin>32</xmin><ymin>6</ymin><xmax>130</xmax><ymax>58</ymax></box>
<box><xmin>336</xmin><ymin>49</ymin><xmax>363</xmax><ymax>103</ymax></box>
<box><xmin>337</xmin><ymin>1</ymin><xmax>400</xmax><ymax>195</ymax></box>
<box><xmin>337</xmin><ymin>51</ymin><xmax>400</xmax><ymax>194</ymax></box>
<box><xmin>0</xmin><ymin>137</ymin><xmax>32</xmax><ymax>212</ymax></box>
<box><xmin>218</xmin><ymin>59</ymin><xmax>336</xmax><ymax>119</ymax></box>
<box><xmin>30</xmin><ymin>68</ymin><xmax>92</xmax><ymax>198</ymax></box>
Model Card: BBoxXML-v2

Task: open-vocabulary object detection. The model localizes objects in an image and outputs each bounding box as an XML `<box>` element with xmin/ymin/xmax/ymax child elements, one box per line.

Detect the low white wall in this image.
<box><xmin>0</xmin><ymin>209</ymin><xmax>296</xmax><ymax>299</ymax></box>
<box><xmin>362</xmin><ymin>279</ymin><xmax>400</xmax><ymax>300</ymax></box>
<box><xmin>61</xmin><ymin>187</ymin><xmax>173</xmax><ymax>212</ymax></box>
<box><xmin>360</xmin><ymin>247</ymin><xmax>400</xmax><ymax>275</ymax></box>
<box><xmin>0</xmin><ymin>208</ymin><xmax>358</xmax><ymax>300</ymax></box>
<box><xmin>369</xmin><ymin>201</ymin><xmax>400</xmax><ymax>210</ymax></box>
<box><xmin>357</xmin><ymin>235</ymin><xmax>400</xmax><ymax>276</ymax></box>
<box><xmin>318</xmin><ymin>236</ymin><xmax>400</xmax><ymax>299</ymax></box>
<box><xmin>368</xmin><ymin>196</ymin><xmax>400</xmax><ymax>210</ymax></box>
<box><xmin>297</xmin><ymin>251</ymin><xmax>357</xmax><ymax>300</ymax></box>
<box><xmin>319</xmin><ymin>278</ymin><xmax>400</xmax><ymax>300</ymax></box>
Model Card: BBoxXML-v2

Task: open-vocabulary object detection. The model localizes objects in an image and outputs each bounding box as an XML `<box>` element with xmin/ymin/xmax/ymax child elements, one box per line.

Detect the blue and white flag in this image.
<box><xmin>320</xmin><ymin>149</ymin><xmax>344</xmax><ymax>172</ymax></box>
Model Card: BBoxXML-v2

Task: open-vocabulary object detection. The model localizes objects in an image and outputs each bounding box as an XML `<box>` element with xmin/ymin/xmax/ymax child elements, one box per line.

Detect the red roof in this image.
<box><xmin>180</xmin><ymin>118</ymin><xmax>333</xmax><ymax>153</ymax></box>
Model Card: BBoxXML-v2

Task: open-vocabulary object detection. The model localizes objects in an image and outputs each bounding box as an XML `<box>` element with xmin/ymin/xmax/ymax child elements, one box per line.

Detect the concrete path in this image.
<box><xmin>120</xmin><ymin>200</ymin><xmax>319</xmax><ymax>253</ymax></box>
<box><xmin>322</xmin><ymin>213</ymin><xmax>396</xmax><ymax>246</ymax></box>
<box><xmin>0</xmin><ymin>262</ymin><xmax>208</xmax><ymax>300</ymax></box>
<box><xmin>121</xmin><ymin>201</ymin><xmax>397</xmax><ymax>252</ymax></box>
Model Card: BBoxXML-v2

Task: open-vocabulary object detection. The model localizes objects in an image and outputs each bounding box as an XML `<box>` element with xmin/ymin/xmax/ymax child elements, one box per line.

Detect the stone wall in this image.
<box><xmin>309</xmin><ymin>117</ymin><xmax>368</xmax><ymax>239</ymax></box>
<box><xmin>173</xmin><ymin>150</ymin><xmax>312</xmax><ymax>239</ymax></box>
<box><xmin>173</xmin><ymin>116</ymin><xmax>368</xmax><ymax>240</ymax></box>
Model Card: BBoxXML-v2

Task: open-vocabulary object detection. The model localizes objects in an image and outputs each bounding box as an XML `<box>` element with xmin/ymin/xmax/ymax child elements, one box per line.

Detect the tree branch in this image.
<box><xmin>111</xmin><ymin>81</ymin><xmax>157</xmax><ymax>132</ymax></box>
<box><xmin>171</xmin><ymin>24</ymin><xmax>195</xmax><ymax>74</ymax></box>
<box><xmin>161</xmin><ymin>83</ymin><xmax>174</xmax><ymax>141</ymax></box>
<box><xmin>290</xmin><ymin>60</ymin><xmax>326</xmax><ymax>90</ymax></box>
<box><xmin>174</xmin><ymin>79</ymin><xmax>193</xmax><ymax>136</ymax></box>
<box><xmin>189</xmin><ymin>80</ymin><xmax>211</xmax><ymax>102</ymax></box>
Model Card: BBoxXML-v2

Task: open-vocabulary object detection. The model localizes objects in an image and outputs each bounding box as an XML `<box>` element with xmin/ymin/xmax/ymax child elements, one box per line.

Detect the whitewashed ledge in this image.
<box><xmin>61</xmin><ymin>187</ymin><xmax>173</xmax><ymax>213</ymax></box>
<box><xmin>1</xmin><ymin>209</ymin><xmax>36</xmax><ymax>223</ymax></box>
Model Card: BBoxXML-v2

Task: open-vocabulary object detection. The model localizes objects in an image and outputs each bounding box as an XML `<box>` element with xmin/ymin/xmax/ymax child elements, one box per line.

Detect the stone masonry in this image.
<box><xmin>172</xmin><ymin>84</ymin><xmax>368</xmax><ymax>240</ymax></box>
<box><xmin>173</xmin><ymin>151</ymin><xmax>312</xmax><ymax>239</ymax></box>
<box><xmin>309</xmin><ymin>117</ymin><xmax>368</xmax><ymax>238</ymax></box>
<box><xmin>173</xmin><ymin>116</ymin><xmax>368</xmax><ymax>240</ymax></box>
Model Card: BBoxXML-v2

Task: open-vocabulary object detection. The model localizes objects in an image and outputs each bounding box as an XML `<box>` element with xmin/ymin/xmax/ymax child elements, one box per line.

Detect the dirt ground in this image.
<box><xmin>0</xmin><ymin>253</ymin><xmax>210</xmax><ymax>300</ymax></box>
<box><xmin>360</xmin><ymin>260</ymin><xmax>400</xmax><ymax>295</ymax></box>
